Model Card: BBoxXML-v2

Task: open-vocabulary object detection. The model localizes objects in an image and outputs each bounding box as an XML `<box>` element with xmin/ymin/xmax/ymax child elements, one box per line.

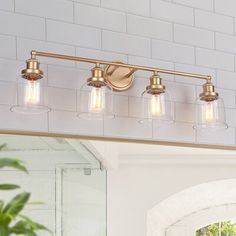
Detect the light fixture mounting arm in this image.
<box><xmin>30</xmin><ymin>50</ymin><xmax>212</xmax><ymax>91</ymax></box>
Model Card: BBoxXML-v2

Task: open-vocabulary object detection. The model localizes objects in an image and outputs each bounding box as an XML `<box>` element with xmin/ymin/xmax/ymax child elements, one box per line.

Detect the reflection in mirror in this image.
<box><xmin>104</xmin><ymin>142</ymin><xmax>236</xmax><ymax>236</ymax></box>
<box><xmin>1</xmin><ymin>132</ymin><xmax>236</xmax><ymax>236</ymax></box>
<box><xmin>196</xmin><ymin>221</ymin><xmax>236</xmax><ymax>236</ymax></box>
<box><xmin>0</xmin><ymin>134</ymin><xmax>106</xmax><ymax>236</ymax></box>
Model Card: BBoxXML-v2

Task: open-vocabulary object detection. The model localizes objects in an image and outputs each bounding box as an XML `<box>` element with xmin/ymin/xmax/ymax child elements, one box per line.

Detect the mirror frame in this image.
<box><xmin>0</xmin><ymin>129</ymin><xmax>235</xmax><ymax>151</ymax></box>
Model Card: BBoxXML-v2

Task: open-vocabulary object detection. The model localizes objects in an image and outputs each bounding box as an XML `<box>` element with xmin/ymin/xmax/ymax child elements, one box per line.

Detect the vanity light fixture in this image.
<box><xmin>11</xmin><ymin>50</ymin><xmax>228</xmax><ymax>130</ymax></box>
<box><xmin>10</xmin><ymin>57</ymin><xmax>51</xmax><ymax>114</ymax></box>
<box><xmin>194</xmin><ymin>81</ymin><xmax>228</xmax><ymax>130</ymax></box>
<box><xmin>77</xmin><ymin>64</ymin><xmax>114</xmax><ymax>120</ymax></box>
<box><xmin>140</xmin><ymin>71</ymin><xmax>173</xmax><ymax>123</ymax></box>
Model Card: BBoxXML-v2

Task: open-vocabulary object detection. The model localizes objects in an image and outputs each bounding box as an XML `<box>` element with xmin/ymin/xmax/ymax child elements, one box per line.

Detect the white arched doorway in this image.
<box><xmin>167</xmin><ymin>204</ymin><xmax>236</xmax><ymax>236</ymax></box>
<box><xmin>147</xmin><ymin>179</ymin><xmax>236</xmax><ymax>236</ymax></box>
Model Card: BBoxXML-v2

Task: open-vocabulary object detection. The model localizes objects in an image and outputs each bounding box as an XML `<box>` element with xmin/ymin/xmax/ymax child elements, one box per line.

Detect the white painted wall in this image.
<box><xmin>0</xmin><ymin>0</ymin><xmax>236</xmax><ymax>145</ymax></box>
<box><xmin>107</xmin><ymin>162</ymin><xmax>236</xmax><ymax>236</ymax></box>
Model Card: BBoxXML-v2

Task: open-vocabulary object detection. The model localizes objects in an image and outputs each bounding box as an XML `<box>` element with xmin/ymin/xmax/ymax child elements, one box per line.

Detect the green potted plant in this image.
<box><xmin>0</xmin><ymin>144</ymin><xmax>52</xmax><ymax>235</ymax></box>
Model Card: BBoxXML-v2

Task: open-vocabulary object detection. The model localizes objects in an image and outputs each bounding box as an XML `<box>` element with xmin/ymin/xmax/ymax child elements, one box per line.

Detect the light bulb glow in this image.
<box><xmin>149</xmin><ymin>94</ymin><xmax>165</xmax><ymax>117</ymax></box>
<box><xmin>204</xmin><ymin>101</ymin><xmax>219</xmax><ymax>123</ymax></box>
<box><xmin>24</xmin><ymin>80</ymin><xmax>40</xmax><ymax>105</ymax></box>
<box><xmin>88</xmin><ymin>87</ymin><xmax>105</xmax><ymax>113</ymax></box>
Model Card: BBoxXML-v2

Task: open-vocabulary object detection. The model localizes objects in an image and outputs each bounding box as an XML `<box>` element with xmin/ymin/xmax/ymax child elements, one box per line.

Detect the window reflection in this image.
<box><xmin>196</xmin><ymin>221</ymin><xmax>236</xmax><ymax>236</ymax></box>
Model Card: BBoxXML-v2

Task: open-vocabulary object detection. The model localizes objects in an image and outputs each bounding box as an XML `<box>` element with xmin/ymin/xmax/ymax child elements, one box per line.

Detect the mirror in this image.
<box><xmin>0</xmin><ymin>134</ymin><xmax>106</xmax><ymax>236</ymax></box>
<box><xmin>0</xmin><ymin>132</ymin><xmax>236</xmax><ymax>236</ymax></box>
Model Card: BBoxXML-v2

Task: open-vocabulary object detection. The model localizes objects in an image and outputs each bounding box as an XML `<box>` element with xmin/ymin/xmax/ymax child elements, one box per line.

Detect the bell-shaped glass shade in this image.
<box><xmin>77</xmin><ymin>81</ymin><xmax>114</xmax><ymax>120</ymax></box>
<box><xmin>193</xmin><ymin>97</ymin><xmax>228</xmax><ymax>130</ymax></box>
<box><xmin>10</xmin><ymin>77</ymin><xmax>51</xmax><ymax>114</ymax></box>
<box><xmin>140</xmin><ymin>90</ymin><xmax>174</xmax><ymax>123</ymax></box>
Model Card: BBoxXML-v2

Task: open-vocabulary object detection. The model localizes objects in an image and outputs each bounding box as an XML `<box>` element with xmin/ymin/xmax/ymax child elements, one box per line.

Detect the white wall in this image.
<box><xmin>0</xmin><ymin>0</ymin><xmax>236</xmax><ymax>145</ymax></box>
<box><xmin>107</xmin><ymin>162</ymin><xmax>236</xmax><ymax>236</ymax></box>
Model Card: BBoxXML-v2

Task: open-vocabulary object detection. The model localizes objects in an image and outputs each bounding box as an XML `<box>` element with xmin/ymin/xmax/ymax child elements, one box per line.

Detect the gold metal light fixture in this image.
<box><xmin>194</xmin><ymin>81</ymin><xmax>227</xmax><ymax>130</ymax></box>
<box><xmin>12</xmin><ymin>50</ymin><xmax>228</xmax><ymax>130</ymax></box>
<box><xmin>140</xmin><ymin>72</ymin><xmax>173</xmax><ymax>123</ymax></box>
<box><xmin>77</xmin><ymin>64</ymin><xmax>114</xmax><ymax>120</ymax></box>
<box><xmin>10</xmin><ymin>57</ymin><xmax>51</xmax><ymax>114</ymax></box>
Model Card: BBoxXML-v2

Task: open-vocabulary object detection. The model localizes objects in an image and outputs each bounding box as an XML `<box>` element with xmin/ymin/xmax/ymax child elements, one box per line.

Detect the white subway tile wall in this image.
<box><xmin>75</xmin><ymin>4</ymin><xmax>126</xmax><ymax>32</ymax></box>
<box><xmin>15</xmin><ymin>0</ymin><xmax>74</xmax><ymax>22</ymax></box>
<box><xmin>173</xmin><ymin>0</ymin><xmax>214</xmax><ymax>11</ymax></box>
<box><xmin>0</xmin><ymin>0</ymin><xmax>235</xmax><ymax>145</ymax></box>
<box><xmin>195</xmin><ymin>10</ymin><xmax>234</xmax><ymax>34</ymax></box>
<box><xmin>174</xmin><ymin>24</ymin><xmax>214</xmax><ymax>48</ymax></box>
<box><xmin>0</xmin><ymin>0</ymin><xmax>14</xmax><ymax>11</ymax></box>
<box><xmin>151</xmin><ymin>0</ymin><xmax>194</xmax><ymax>26</ymax></box>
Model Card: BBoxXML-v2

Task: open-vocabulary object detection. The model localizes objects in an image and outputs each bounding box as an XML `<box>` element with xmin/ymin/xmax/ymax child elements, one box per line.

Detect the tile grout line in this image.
<box><xmin>73</xmin><ymin>1</ymin><xmax>75</xmax><ymax>24</ymax></box>
<box><xmin>45</xmin><ymin>18</ymin><xmax>47</xmax><ymax>41</ymax></box>
<box><xmin>213</xmin><ymin>0</ymin><xmax>215</xmax><ymax>13</ymax></box>
<box><xmin>15</xmin><ymin>36</ymin><xmax>18</xmax><ymax>60</ymax></box>
<box><xmin>149</xmin><ymin>0</ymin><xmax>152</xmax><ymax>17</ymax></box>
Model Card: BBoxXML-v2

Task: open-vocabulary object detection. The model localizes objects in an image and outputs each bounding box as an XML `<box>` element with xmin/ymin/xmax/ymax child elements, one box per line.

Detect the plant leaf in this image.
<box><xmin>0</xmin><ymin>212</ymin><xmax>12</xmax><ymax>225</ymax></box>
<box><xmin>0</xmin><ymin>225</ymin><xmax>9</xmax><ymax>236</ymax></box>
<box><xmin>0</xmin><ymin>158</ymin><xmax>28</xmax><ymax>173</ymax></box>
<box><xmin>0</xmin><ymin>184</ymin><xmax>20</xmax><ymax>190</ymax></box>
<box><xmin>10</xmin><ymin>221</ymin><xmax>38</xmax><ymax>236</ymax></box>
<box><xmin>0</xmin><ymin>201</ymin><xmax>4</xmax><ymax>212</ymax></box>
<box><xmin>19</xmin><ymin>215</ymin><xmax>52</xmax><ymax>233</ymax></box>
<box><xmin>0</xmin><ymin>144</ymin><xmax>6</xmax><ymax>151</ymax></box>
<box><xmin>3</xmin><ymin>192</ymin><xmax>30</xmax><ymax>219</ymax></box>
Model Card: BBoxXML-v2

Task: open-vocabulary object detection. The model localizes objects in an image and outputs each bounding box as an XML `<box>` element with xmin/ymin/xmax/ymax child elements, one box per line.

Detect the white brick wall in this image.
<box><xmin>0</xmin><ymin>0</ymin><xmax>14</xmax><ymax>11</ymax></box>
<box><xmin>101</xmin><ymin>0</ymin><xmax>150</xmax><ymax>16</ymax></box>
<box><xmin>151</xmin><ymin>1</ymin><xmax>194</xmax><ymax>26</ymax></box>
<box><xmin>215</xmin><ymin>0</ymin><xmax>236</xmax><ymax>17</ymax></box>
<box><xmin>195</xmin><ymin>10</ymin><xmax>234</xmax><ymax>34</ymax></box>
<box><xmin>196</xmin><ymin>48</ymin><xmax>234</xmax><ymax>71</ymax></box>
<box><xmin>102</xmin><ymin>31</ymin><xmax>151</xmax><ymax>57</ymax></box>
<box><xmin>173</xmin><ymin>0</ymin><xmax>214</xmax><ymax>10</ymax></box>
<box><xmin>47</xmin><ymin>20</ymin><xmax>101</xmax><ymax>48</ymax></box>
<box><xmin>0</xmin><ymin>35</ymin><xmax>16</xmax><ymax>59</ymax></box>
<box><xmin>0</xmin><ymin>11</ymin><xmax>45</xmax><ymax>39</ymax></box>
<box><xmin>75</xmin><ymin>4</ymin><xmax>126</xmax><ymax>32</ymax></box>
<box><xmin>15</xmin><ymin>0</ymin><xmax>74</xmax><ymax>22</ymax></box>
<box><xmin>152</xmin><ymin>40</ymin><xmax>195</xmax><ymax>64</ymax></box>
<box><xmin>127</xmin><ymin>15</ymin><xmax>172</xmax><ymax>41</ymax></box>
<box><xmin>215</xmin><ymin>33</ymin><xmax>236</xmax><ymax>54</ymax></box>
<box><xmin>174</xmin><ymin>25</ymin><xmax>214</xmax><ymax>48</ymax></box>
<box><xmin>0</xmin><ymin>0</ymin><xmax>236</xmax><ymax>146</ymax></box>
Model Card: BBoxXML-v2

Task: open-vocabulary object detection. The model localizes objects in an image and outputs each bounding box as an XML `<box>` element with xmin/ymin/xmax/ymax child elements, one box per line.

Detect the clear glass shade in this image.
<box><xmin>77</xmin><ymin>81</ymin><xmax>114</xmax><ymax>120</ymax></box>
<box><xmin>193</xmin><ymin>97</ymin><xmax>228</xmax><ymax>130</ymax></box>
<box><xmin>10</xmin><ymin>77</ymin><xmax>51</xmax><ymax>114</ymax></box>
<box><xmin>140</xmin><ymin>91</ymin><xmax>174</xmax><ymax>123</ymax></box>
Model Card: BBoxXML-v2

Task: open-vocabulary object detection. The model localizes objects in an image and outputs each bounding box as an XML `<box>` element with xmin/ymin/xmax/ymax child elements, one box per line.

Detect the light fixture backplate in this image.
<box><xmin>104</xmin><ymin>62</ymin><xmax>134</xmax><ymax>91</ymax></box>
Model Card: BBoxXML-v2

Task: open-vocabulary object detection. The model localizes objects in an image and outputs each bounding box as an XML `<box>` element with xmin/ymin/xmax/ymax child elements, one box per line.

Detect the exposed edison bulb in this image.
<box><xmin>205</xmin><ymin>101</ymin><xmax>218</xmax><ymax>123</ymax></box>
<box><xmin>24</xmin><ymin>80</ymin><xmax>40</xmax><ymax>105</ymax></box>
<box><xmin>150</xmin><ymin>94</ymin><xmax>165</xmax><ymax>117</ymax></box>
<box><xmin>88</xmin><ymin>87</ymin><xmax>105</xmax><ymax>113</ymax></box>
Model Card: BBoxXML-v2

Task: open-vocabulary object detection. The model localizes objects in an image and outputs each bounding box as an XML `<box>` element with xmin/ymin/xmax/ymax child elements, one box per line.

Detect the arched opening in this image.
<box><xmin>147</xmin><ymin>179</ymin><xmax>236</xmax><ymax>236</ymax></box>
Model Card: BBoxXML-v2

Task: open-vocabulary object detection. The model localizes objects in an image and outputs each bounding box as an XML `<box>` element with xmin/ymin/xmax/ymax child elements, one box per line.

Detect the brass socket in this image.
<box><xmin>21</xmin><ymin>59</ymin><xmax>43</xmax><ymax>80</ymax></box>
<box><xmin>87</xmin><ymin>66</ymin><xmax>106</xmax><ymax>87</ymax></box>
<box><xmin>146</xmin><ymin>74</ymin><xmax>165</xmax><ymax>95</ymax></box>
<box><xmin>200</xmin><ymin>82</ymin><xmax>218</xmax><ymax>102</ymax></box>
